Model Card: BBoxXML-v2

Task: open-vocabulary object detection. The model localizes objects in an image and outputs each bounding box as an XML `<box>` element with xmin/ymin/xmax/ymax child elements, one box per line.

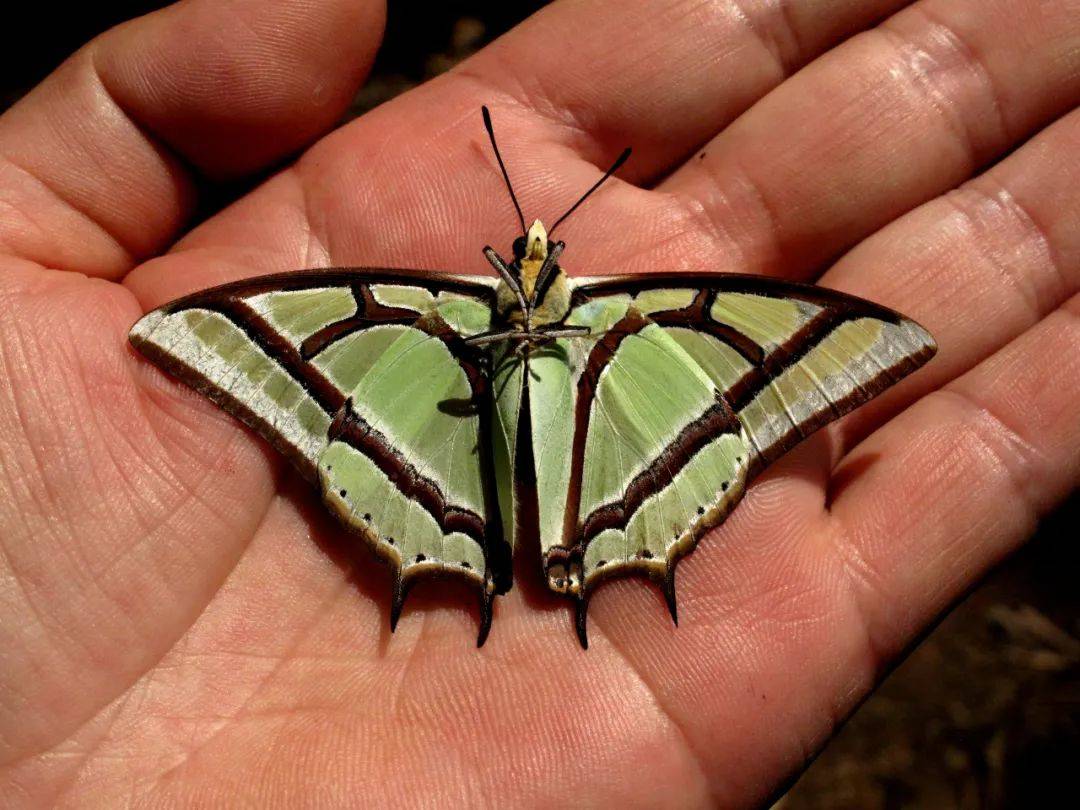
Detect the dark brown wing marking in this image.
<box><xmin>577</xmin><ymin>392</ymin><xmax>740</xmax><ymax>545</ymax></box>
<box><xmin>300</xmin><ymin>285</ymin><xmax>418</xmax><ymax>359</ymax></box>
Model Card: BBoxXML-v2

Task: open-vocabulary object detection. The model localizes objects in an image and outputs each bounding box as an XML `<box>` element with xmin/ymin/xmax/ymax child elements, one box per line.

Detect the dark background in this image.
<box><xmin>2</xmin><ymin>3</ymin><xmax>1076</xmax><ymax>808</ymax></box>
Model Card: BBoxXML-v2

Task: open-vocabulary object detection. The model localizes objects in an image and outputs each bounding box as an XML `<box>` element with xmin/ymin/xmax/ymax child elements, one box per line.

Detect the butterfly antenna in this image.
<box><xmin>482</xmin><ymin>106</ymin><xmax>527</xmax><ymax>235</ymax></box>
<box><xmin>549</xmin><ymin>147</ymin><xmax>632</xmax><ymax>236</ymax></box>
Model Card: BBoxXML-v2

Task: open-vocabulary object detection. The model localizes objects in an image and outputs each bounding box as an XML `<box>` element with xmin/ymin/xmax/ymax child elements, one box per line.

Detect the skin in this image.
<box><xmin>0</xmin><ymin>0</ymin><xmax>1078</xmax><ymax>806</ymax></box>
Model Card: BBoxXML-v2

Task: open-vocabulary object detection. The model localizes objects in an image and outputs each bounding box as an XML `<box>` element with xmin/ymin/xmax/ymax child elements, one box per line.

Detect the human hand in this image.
<box><xmin>2</xmin><ymin>0</ymin><xmax>1078</xmax><ymax>806</ymax></box>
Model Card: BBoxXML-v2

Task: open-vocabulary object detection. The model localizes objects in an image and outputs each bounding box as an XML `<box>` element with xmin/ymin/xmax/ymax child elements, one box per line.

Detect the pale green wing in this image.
<box><xmin>489</xmin><ymin>295</ymin><xmax>629</xmax><ymax>613</ymax></box>
<box><xmin>554</xmin><ymin>274</ymin><xmax>936</xmax><ymax>645</ymax></box>
<box><xmin>490</xmin><ymin>332</ymin><xmax>585</xmax><ymax>574</ymax></box>
<box><xmin>129</xmin><ymin>268</ymin><xmax>508</xmax><ymax>644</ymax></box>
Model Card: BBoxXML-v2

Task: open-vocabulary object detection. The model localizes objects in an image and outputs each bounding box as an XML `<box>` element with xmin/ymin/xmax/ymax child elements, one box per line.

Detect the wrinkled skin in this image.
<box><xmin>1</xmin><ymin>1</ymin><xmax>1078</xmax><ymax>806</ymax></box>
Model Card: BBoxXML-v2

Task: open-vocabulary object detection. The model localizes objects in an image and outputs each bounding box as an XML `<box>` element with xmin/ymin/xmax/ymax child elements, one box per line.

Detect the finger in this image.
<box><xmin>126</xmin><ymin>0</ymin><xmax>1080</xmax><ymax>310</ymax></box>
<box><xmin>450</xmin><ymin>0</ymin><xmax>910</xmax><ymax>179</ymax></box>
<box><xmin>829</xmin><ymin>292</ymin><xmax>1080</xmax><ymax>665</ymax></box>
<box><xmin>657</xmin><ymin>0</ymin><xmax>1080</xmax><ymax>280</ymax></box>
<box><xmin>0</xmin><ymin>0</ymin><xmax>385</xmax><ymax>278</ymax></box>
<box><xmin>122</xmin><ymin>0</ymin><xmax>912</xmax><ymax>306</ymax></box>
<box><xmin>818</xmin><ymin>108</ymin><xmax>1080</xmax><ymax>457</ymax></box>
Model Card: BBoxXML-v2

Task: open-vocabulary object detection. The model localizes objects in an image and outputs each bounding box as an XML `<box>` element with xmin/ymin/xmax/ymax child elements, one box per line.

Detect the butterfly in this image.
<box><xmin>129</xmin><ymin>107</ymin><xmax>936</xmax><ymax>648</ymax></box>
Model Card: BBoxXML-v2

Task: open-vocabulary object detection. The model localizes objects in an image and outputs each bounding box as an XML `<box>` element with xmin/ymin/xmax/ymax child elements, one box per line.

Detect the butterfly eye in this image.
<box><xmin>512</xmin><ymin>236</ymin><xmax>527</xmax><ymax>259</ymax></box>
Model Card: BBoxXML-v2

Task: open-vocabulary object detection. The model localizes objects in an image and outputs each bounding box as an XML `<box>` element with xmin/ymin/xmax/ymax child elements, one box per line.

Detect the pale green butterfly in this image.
<box><xmin>129</xmin><ymin>107</ymin><xmax>936</xmax><ymax>648</ymax></box>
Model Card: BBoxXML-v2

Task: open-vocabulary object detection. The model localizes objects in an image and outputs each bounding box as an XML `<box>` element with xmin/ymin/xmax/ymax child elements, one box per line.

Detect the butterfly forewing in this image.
<box><xmin>551</xmin><ymin>274</ymin><xmax>936</xmax><ymax>640</ymax></box>
<box><xmin>129</xmin><ymin>270</ymin><xmax>509</xmax><ymax>643</ymax></box>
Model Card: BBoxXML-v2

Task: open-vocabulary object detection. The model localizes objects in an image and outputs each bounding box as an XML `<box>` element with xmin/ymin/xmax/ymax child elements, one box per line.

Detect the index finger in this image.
<box><xmin>0</xmin><ymin>0</ymin><xmax>385</xmax><ymax>278</ymax></box>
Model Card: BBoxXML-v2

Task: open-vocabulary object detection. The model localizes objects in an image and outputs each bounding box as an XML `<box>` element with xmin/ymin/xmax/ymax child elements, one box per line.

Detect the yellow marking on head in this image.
<box><xmin>526</xmin><ymin>219</ymin><xmax>548</xmax><ymax>261</ymax></box>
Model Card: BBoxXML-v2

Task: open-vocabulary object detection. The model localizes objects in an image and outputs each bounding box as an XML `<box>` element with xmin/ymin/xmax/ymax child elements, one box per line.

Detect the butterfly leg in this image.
<box><xmin>483</xmin><ymin>246</ymin><xmax>529</xmax><ymax>318</ymax></box>
<box><xmin>464</xmin><ymin>328</ymin><xmax>525</xmax><ymax>347</ymax></box>
<box><xmin>531</xmin><ymin>240</ymin><xmax>565</xmax><ymax>305</ymax></box>
<box><xmin>536</xmin><ymin>326</ymin><xmax>591</xmax><ymax>341</ymax></box>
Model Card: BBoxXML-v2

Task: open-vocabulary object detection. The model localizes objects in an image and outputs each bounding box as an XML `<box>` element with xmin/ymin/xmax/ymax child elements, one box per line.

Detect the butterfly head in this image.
<box><xmin>514</xmin><ymin>219</ymin><xmax>551</xmax><ymax>263</ymax></box>
<box><xmin>514</xmin><ymin>220</ymin><xmax>569</xmax><ymax>322</ymax></box>
<box><xmin>491</xmin><ymin>219</ymin><xmax>570</xmax><ymax>328</ymax></box>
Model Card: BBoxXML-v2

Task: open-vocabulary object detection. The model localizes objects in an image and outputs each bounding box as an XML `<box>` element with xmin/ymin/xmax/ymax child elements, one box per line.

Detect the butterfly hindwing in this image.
<box><xmin>490</xmin><ymin>335</ymin><xmax>582</xmax><ymax>568</ymax></box>
<box><xmin>554</xmin><ymin>274</ymin><xmax>936</xmax><ymax>641</ymax></box>
<box><xmin>129</xmin><ymin>269</ymin><xmax>508</xmax><ymax>643</ymax></box>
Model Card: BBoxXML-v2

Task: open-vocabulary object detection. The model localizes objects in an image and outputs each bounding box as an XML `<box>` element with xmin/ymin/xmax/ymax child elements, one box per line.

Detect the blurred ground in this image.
<box><xmin>2</xmin><ymin>3</ymin><xmax>1076</xmax><ymax>808</ymax></box>
<box><xmin>778</xmin><ymin>499</ymin><xmax>1078</xmax><ymax>810</ymax></box>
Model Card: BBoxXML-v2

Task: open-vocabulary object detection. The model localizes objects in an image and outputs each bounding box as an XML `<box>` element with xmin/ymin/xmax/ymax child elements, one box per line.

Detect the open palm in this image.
<box><xmin>2</xmin><ymin>1</ymin><xmax>1078</xmax><ymax>806</ymax></box>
